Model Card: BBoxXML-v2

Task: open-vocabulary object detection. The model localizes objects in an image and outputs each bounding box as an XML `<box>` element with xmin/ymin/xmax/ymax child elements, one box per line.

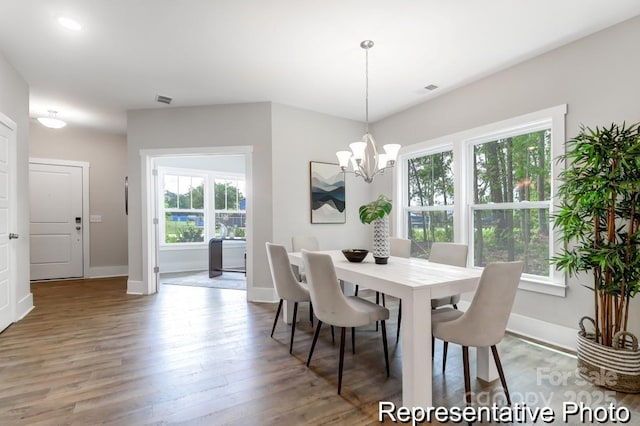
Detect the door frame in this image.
<box><xmin>29</xmin><ymin>158</ymin><xmax>90</xmax><ymax>278</ymax></box>
<box><xmin>140</xmin><ymin>146</ymin><xmax>253</xmax><ymax>297</ymax></box>
<box><xmin>0</xmin><ymin>112</ymin><xmax>17</xmax><ymax>324</ymax></box>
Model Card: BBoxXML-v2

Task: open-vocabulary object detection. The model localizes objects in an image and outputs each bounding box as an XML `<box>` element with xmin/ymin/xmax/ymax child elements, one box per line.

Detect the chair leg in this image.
<box><xmin>306</xmin><ymin>320</ymin><xmax>323</xmax><ymax>367</ymax></box>
<box><xmin>381</xmin><ymin>320</ymin><xmax>390</xmax><ymax>377</ymax></box>
<box><xmin>396</xmin><ymin>299</ymin><xmax>402</xmax><ymax>341</ymax></box>
<box><xmin>442</xmin><ymin>341</ymin><xmax>449</xmax><ymax>373</ymax></box>
<box><xmin>351</xmin><ymin>327</ymin><xmax>355</xmax><ymax>354</ymax></box>
<box><xmin>270</xmin><ymin>299</ymin><xmax>283</xmax><ymax>338</ymax></box>
<box><xmin>382</xmin><ymin>293</ymin><xmax>386</xmax><ymax>307</ymax></box>
<box><xmin>462</xmin><ymin>346</ymin><xmax>471</xmax><ymax>408</ymax></box>
<box><xmin>289</xmin><ymin>302</ymin><xmax>298</xmax><ymax>354</ymax></box>
<box><xmin>375</xmin><ymin>292</ymin><xmax>380</xmax><ymax>331</ymax></box>
<box><xmin>331</xmin><ymin>325</ymin><xmax>335</xmax><ymax>344</ymax></box>
<box><xmin>491</xmin><ymin>345</ymin><xmax>511</xmax><ymax>405</ymax></box>
<box><xmin>432</xmin><ymin>336</ymin><xmax>435</xmax><ymax>358</ymax></box>
<box><xmin>338</xmin><ymin>327</ymin><xmax>346</xmax><ymax>395</ymax></box>
<box><xmin>309</xmin><ymin>301</ymin><xmax>314</xmax><ymax>327</ymax></box>
<box><xmin>354</xmin><ymin>284</ymin><xmax>359</xmax><ymax>296</ymax></box>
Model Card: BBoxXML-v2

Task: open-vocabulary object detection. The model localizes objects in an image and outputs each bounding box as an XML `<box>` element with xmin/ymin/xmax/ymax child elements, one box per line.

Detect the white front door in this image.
<box><xmin>0</xmin><ymin>116</ymin><xmax>17</xmax><ymax>332</ymax></box>
<box><xmin>29</xmin><ymin>163</ymin><xmax>83</xmax><ymax>280</ymax></box>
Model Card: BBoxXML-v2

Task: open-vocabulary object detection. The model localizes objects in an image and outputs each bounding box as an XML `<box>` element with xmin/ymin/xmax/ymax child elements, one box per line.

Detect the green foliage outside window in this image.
<box><xmin>472</xmin><ymin>129</ymin><xmax>550</xmax><ymax>276</ymax></box>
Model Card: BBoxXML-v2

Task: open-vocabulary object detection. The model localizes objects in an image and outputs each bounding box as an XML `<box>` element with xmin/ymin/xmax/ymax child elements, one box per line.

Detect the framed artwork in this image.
<box><xmin>310</xmin><ymin>161</ymin><xmax>346</xmax><ymax>224</ymax></box>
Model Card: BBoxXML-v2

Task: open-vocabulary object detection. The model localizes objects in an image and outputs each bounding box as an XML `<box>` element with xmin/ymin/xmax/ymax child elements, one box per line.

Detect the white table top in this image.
<box><xmin>288</xmin><ymin>250</ymin><xmax>481</xmax><ymax>299</ymax></box>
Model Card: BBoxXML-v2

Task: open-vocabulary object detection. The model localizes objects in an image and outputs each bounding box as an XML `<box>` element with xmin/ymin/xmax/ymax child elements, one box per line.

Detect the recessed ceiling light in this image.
<box><xmin>37</xmin><ymin>110</ymin><xmax>67</xmax><ymax>129</ymax></box>
<box><xmin>57</xmin><ymin>16</ymin><xmax>83</xmax><ymax>31</ymax></box>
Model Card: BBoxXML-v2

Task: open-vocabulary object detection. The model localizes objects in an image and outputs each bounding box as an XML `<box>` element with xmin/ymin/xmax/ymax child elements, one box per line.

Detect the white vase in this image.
<box><xmin>372</xmin><ymin>217</ymin><xmax>390</xmax><ymax>264</ymax></box>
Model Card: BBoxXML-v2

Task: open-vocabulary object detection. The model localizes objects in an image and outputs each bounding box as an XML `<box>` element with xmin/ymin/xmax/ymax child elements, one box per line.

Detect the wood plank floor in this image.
<box><xmin>0</xmin><ymin>278</ymin><xmax>638</xmax><ymax>425</ymax></box>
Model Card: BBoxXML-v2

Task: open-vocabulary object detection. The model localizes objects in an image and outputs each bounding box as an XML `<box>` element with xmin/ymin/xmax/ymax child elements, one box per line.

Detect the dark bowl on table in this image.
<box><xmin>341</xmin><ymin>249</ymin><xmax>369</xmax><ymax>263</ymax></box>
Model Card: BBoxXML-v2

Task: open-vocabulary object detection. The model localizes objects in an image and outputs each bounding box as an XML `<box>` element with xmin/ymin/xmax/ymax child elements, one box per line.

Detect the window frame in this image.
<box><xmin>158</xmin><ymin>167</ymin><xmax>247</xmax><ymax>249</ymax></box>
<box><xmin>400</xmin><ymin>145</ymin><xmax>456</xmax><ymax>256</ymax></box>
<box><xmin>395</xmin><ymin>104</ymin><xmax>567</xmax><ymax>296</ymax></box>
<box><xmin>159</xmin><ymin>168</ymin><xmax>208</xmax><ymax>247</ymax></box>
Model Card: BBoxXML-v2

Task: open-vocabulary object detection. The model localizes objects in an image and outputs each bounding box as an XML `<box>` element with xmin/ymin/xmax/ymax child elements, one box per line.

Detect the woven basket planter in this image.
<box><xmin>577</xmin><ymin>317</ymin><xmax>640</xmax><ymax>394</ymax></box>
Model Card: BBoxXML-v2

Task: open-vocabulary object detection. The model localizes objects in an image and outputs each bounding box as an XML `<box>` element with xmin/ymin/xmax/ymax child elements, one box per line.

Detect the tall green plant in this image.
<box><xmin>552</xmin><ymin>122</ymin><xmax>640</xmax><ymax>347</ymax></box>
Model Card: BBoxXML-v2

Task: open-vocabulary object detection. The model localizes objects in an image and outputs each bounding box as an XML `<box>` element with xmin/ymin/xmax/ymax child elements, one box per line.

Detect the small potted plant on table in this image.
<box><xmin>359</xmin><ymin>194</ymin><xmax>392</xmax><ymax>264</ymax></box>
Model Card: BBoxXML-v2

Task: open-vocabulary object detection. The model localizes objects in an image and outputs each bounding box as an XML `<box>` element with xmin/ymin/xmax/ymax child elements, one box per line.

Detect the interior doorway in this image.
<box><xmin>155</xmin><ymin>155</ymin><xmax>247</xmax><ymax>291</ymax></box>
<box><xmin>140</xmin><ymin>146</ymin><xmax>253</xmax><ymax>297</ymax></box>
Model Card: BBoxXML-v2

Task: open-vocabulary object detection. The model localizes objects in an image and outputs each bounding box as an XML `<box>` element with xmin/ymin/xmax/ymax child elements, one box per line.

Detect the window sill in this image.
<box><xmin>518</xmin><ymin>275</ymin><xmax>566</xmax><ymax>297</ymax></box>
<box><xmin>160</xmin><ymin>243</ymin><xmax>207</xmax><ymax>251</ymax></box>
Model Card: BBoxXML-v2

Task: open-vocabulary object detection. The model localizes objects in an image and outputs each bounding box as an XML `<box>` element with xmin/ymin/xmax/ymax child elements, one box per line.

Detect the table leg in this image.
<box><xmin>401</xmin><ymin>290</ymin><xmax>432</xmax><ymax>408</ymax></box>
<box><xmin>477</xmin><ymin>346</ymin><xmax>498</xmax><ymax>382</ymax></box>
<box><xmin>283</xmin><ymin>300</ymin><xmax>297</xmax><ymax>324</ymax></box>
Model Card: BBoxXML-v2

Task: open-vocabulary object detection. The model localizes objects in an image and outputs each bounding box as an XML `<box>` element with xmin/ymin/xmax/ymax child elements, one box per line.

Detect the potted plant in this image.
<box><xmin>360</xmin><ymin>194</ymin><xmax>392</xmax><ymax>264</ymax></box>
<box><xmin>552</xmin><ymin>122</ymin><xmax>640</xmax><ymax>393</ymax></box>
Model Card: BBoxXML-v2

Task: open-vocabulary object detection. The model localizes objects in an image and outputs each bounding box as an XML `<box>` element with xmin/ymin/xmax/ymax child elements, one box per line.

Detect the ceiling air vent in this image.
<box><xmin>155</xmin><ymin>94</ymin><xmax>172</xmax><ymax>105</ymax></box>
<box><xmin>424</xmin><ymin>84</ymin><xmax>438</xmax><ymax>91</ymax></box>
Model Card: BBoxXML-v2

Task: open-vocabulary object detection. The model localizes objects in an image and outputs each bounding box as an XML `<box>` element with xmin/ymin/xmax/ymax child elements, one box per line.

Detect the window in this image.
<box><xmin>163</xmin><ymin>174</ymin><xmax>205</xmax><ymax>244</ymax></box>
<box><xmin>397</xmin><ymin>105</ymin><xmax>566</xmax><ymax>295</ymax></box>
<box><xmin>470</xmin><ymin>125</ymin><xmax>551</xmax><ymax>278</ymax></box>
<box><xmin>159</xmin><ymin>168</ymin><xmax>247</xmax><ymax>245</ymax></box>
<box><xmin>405</xmin><ymin>149</ymin><xmax>454</xmax><ymax>258</ymax></box>
<box><xmin>213</xmin><ymin>178</ymin><xmax>246</xmax><ymax>238</ymax></box>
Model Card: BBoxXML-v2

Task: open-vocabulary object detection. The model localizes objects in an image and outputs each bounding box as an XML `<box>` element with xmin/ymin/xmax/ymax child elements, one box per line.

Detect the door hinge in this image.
<box><xmin>153</xmin><ymin>218</ymin><xmax>159</xmax><ymax>225</ymax></box>
<box><xmin>153</xmin><ymin>266</ymin><xmax>160</xmax><ymax>273</ymax></box>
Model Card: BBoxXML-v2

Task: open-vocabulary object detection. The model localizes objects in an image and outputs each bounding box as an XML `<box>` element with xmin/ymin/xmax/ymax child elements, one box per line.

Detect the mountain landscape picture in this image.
<box><xmin>310</xmin><ymin>162</ymin><xmax>346</xmax><ymax>223</ymax></box>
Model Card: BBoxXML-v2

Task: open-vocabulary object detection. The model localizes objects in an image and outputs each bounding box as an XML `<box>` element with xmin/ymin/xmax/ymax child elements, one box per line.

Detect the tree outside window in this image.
<box><xmin>471</xmin><ymin>128</ymin><xmax>551</xmax><ymax>276</ymax></box>
<box><xmin>406</xmin><ymin>150</ymin><xmax>454</xmax><ymax>258</ymax></box>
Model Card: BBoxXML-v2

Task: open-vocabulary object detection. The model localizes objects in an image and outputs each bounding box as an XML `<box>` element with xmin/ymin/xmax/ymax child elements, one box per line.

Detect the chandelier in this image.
<box><xmin>336</xmin><ymin>40</ymin><xmax>400</xmax><ymax>183</ymax></box>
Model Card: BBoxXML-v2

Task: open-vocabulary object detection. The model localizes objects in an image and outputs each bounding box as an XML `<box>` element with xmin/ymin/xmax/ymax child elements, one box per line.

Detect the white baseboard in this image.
<box><xmin>248</xmin><ymin>286</ymin><xmax>276</xmax><ymax>303</ymax></box>
<box><xmin>457</xmin><ymin>301</ymin><xmax>577</xmax><ymax>352</ymax></box>
<box><xmin>159</xmin><ymin>264</ymin><xmax>206</xmax><ymax>274</ymax></box>
<box><xmin>88</xmin><ymin>265</ymin><xmax>128</xmax><ymax>278</ymax></box>
<box><xmin>127</xmin><ymin>280</ymin><xmax>146</xmax><ymax>295</ymax></box>
<box><xmin>16</xmin><ymin>293</ymin><xmax>34</xmax><ymax>321</ymax></box>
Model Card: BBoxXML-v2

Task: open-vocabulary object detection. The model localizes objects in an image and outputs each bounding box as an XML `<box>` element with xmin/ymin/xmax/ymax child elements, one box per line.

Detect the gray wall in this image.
<box><xmin>271</xmin><ymin>103</ymin><xmax>372</xmax><ymax>251</ymax></box>
<box><xmin>0</xmin><ymin>52</ymin><xmax>32</xmax><ymax>318</ymax></box>
<box><xmin>29</xmin><ymin>124</ymin><xmax>128</xmax><ymax>272</ymax></box>
<box><xmin>127</xmin><ymin>103</ymin><xmax>272</xmax><ymax>292</ymax></box>
<box><xmin>372</xmin><ymin>15</ymin><xmax>640</xmax><ymax>334</ymax></box>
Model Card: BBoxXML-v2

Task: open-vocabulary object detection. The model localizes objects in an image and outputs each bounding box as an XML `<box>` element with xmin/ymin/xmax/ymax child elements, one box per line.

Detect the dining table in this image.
<box><xmin>288</xmin><ymin>250</ymin><xmax>488</xmax><ymax>409</ymax></box>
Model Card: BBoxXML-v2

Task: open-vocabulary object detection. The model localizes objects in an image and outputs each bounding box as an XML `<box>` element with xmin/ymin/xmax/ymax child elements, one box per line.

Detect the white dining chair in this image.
<box><xmin>354</xmin><ymin>237</ymin><xmax>412</xmax><ymax>334</ymax></box>
<box><xmin>429</xmin><ymin>242</ymin><xmax>469</xmax><ymax>309</ymax></box>
<box><xmin>302</xmin><ymin>250</ymin><xmax>390</xmax><ymax>395</ymax></box>
<box><xmin>396</xmin><ymin>241</ymin><xmax>468</xmax><ymax>341</ymax></box>
<box><xmin>290</xmin><ymin>235</ymin><xmax>320</xmax><ymax>325</ymax></box>
<box><xmin>266</xmin><ymin>242</ymin><xmax>312</xmax><ymax>354</ymax></box>
<box><xmin>432</xmin><ymin>261</ymin><xmax>524</xmax><ymax>408</ymax></box>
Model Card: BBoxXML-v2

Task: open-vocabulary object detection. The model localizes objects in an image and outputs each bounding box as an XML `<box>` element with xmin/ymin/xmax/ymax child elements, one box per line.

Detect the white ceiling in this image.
<box><xmin>1</xmin><ymin>1</ymin><xmax>639</xmax><ymax>134</ymax></box>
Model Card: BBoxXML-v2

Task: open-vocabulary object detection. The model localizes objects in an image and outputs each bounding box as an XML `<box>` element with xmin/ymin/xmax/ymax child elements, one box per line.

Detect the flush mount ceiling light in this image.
<box><xmin>57</xmin><ymin>16</ymin><xmax>83</xmax><ymax>31</ymax></box>
<box><xmin>336</xmin><ymin>40</ymin><xmax>400</xmax><ymax>184</ymax></box>
<box><xmin>37</xmin><ymin>110</ymin><xmax>67</xmax><ymax>129</ymax></box>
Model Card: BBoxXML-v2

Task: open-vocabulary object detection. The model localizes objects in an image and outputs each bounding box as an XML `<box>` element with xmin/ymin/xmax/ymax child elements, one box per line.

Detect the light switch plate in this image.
<box><xmin>90</xmin><ymin>215</ymin><xmax>102</xmax><ymax>223</ymax></box>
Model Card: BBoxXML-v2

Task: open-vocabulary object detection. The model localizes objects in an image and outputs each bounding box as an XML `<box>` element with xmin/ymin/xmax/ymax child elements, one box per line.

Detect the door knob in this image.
<box><xmin>9</xmin><ymin>233</ymin><xmax>19</xmax><ymax>239</ymax></box>
<box><xmin>76</xmin><ymin>226</ymin><xmax>81</xmax><ymax>231</ymax></box>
